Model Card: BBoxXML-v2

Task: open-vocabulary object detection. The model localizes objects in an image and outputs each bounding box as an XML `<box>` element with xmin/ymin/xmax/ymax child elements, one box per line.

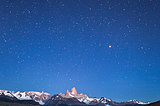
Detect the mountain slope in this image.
<box><xmin>45</xmin><ymin>94</ymin><xmax>86</xmax><ymax>106</ymax></box>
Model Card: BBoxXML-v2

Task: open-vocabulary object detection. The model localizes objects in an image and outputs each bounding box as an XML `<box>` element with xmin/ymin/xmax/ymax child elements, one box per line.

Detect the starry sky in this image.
<box><xmin>0</xmin><ymin>0</ymin><xmax>160</xmax><ymax>103</ymax></box>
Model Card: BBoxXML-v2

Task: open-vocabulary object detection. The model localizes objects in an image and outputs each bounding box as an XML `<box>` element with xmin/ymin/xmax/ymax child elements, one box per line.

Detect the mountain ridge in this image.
<box><xmin>0</xmin><ymin>88</ymin><xmax>150</xmax><ymax>106</ymax></box>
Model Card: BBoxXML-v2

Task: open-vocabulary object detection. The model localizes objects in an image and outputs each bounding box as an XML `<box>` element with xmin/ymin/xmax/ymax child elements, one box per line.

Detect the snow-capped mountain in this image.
<box><xmin>0</xmin><ymin>88</ymin><xmax>149</xmax><ymax>106</ymax></box>
<box><xmin>13</xmin><ymin>91</ymin><xmax>51</xmax><ymax>105</ymax></box>
<box><xmin>0</xmin><ymin>90</ymin><xmax>18</xmax><ymax>101</ymax></box>
<box><xmin>13</xmin><ymin>91</ymin><xmax>32</xmax><ymax>100</ymax></box>
<box><xmin>0</xmin><ymin>90</ymin><xmax>15</xmax><ymax>98</ymax></box>
<box><xmin>0</xmin><ymin>90</ymin><xmax>51</xmax><ymax>105</ymax></box>
<box><xmin>127</xmin><ymin>100</ymin><xmax>148</xmax><ymax>105</ymax></box>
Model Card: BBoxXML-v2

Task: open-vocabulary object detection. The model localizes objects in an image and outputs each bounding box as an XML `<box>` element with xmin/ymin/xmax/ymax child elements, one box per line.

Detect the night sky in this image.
<box><xmin>0</xmin><ymin>0</ymin><xmax>160</xmax><ymax>103</ymax></box>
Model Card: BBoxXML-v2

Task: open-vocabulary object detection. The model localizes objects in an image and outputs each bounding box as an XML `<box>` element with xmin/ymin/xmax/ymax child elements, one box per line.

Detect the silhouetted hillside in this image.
<box><xmin>0</xmin><ymin>96</ymin><xmax>41</xmax><ymax>106</ymax></box>
<box><xmin>144</xmin><ymin>100</ymin><xmax>160</xmax><ymax>106</ymax></box>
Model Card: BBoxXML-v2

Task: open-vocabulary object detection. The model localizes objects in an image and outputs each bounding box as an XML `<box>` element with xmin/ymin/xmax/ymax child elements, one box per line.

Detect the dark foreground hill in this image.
<box><xmin>0</xmin><ymin>96</ymin><xmax>41</xmax><ymax>106</ymax></box>
<box><xmin>144</xmin><ymin>100</ymin><xmax>160</xmax><ymax>106</ymax></box>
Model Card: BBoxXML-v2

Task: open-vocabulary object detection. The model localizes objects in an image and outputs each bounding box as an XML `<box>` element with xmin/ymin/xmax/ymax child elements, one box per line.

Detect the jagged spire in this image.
<box><xmin>65</xmin><ymin>90</ymin><xmax>69</xmax><ymax>96</ymax></box>
<box><xmin>60</xmin><ymin>87</ymin><xmax>88</xmax><ymax>98</ymax></box>
<box><xmin>70</xmin><ymin>87</ymin><xmax>77</xmax><ymax>95</ymax></box>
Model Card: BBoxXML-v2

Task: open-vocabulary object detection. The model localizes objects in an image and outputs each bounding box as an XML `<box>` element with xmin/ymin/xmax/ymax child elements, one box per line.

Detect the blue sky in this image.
<box><xmin>0</xmin><ymin>0</ymin><xmax>160</xmax><ymax>103</ymax></box>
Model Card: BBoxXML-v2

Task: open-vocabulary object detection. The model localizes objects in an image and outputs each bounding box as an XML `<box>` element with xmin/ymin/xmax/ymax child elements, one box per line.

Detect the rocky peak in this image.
<box><xmin>60</xmin><ymin>87</ymin><xmax>88</xmax><ymax>99</ymax></box>
<box><xmin>65</xmin><ymin>90</ymin><xmax>70</xmax><ymax>96</ymax></box>
<box><xmin>70</xmin><ymin>87</ymin><xmax>77</xmax><ymax>95</ymax></box>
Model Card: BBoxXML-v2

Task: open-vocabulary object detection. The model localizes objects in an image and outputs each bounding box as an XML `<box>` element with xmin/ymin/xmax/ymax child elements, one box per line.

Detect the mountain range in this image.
<box><xmin>0</xmin><ymin>87</ymin><xmax>152</xmax><ymax>106</ymax></box>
